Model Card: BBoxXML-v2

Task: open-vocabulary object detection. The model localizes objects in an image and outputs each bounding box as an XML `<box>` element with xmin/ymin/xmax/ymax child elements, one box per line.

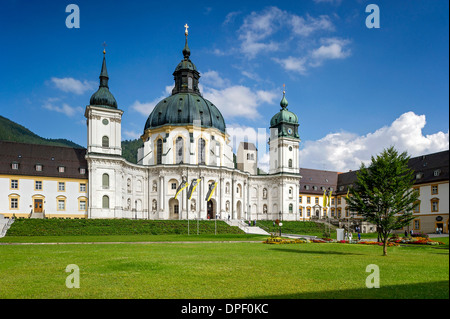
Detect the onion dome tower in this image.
<box><xmin>269</xmin><ymin>85</ymin><xmax>300</xmax><ymax>174</ymax></box>
<box><xmin>89</xmin><ymin>49</ymin><xmax>118</xmax><ymax>109</ymax></box>
<box><xmin>143</xmin><ymin>25</ymin><xmax>226</xmax><ymax>135</ymax></box>
<box><xmin>85</xmin><ymin>46</ymin><xmax>123</xmax><ymax>157</ymax></box>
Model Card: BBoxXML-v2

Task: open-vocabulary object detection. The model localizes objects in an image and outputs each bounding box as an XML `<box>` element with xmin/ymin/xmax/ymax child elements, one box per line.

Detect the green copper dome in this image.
<box><xmin>144</xmin><ymin>93</ymin><xmax>226</xmax><ymax>133</ymax></box>
<box><xmin>269</xmin><ymin>90</ymin><xmax>300</xmax><ymax>139</ymax></box>
<box><xmin>270</xmin><ymin>109</ymin><xmax>298</xmax><ymax>127</ymax></box>
<box><xmin>90</xmin><ymin>54</ymin><xmax>118</xmax><ymax>108</ymax></box>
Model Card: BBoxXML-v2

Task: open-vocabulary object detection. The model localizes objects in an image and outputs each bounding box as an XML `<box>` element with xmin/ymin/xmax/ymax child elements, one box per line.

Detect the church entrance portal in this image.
<box><xmin>207</xmin><ymin>200</ymin><xmax>215</xmax><ymax>219</ymax></box>
<box><xmin>169</xmin><ymin>198</ymin><xmax>179</xmax><ymax>220</ymax></box>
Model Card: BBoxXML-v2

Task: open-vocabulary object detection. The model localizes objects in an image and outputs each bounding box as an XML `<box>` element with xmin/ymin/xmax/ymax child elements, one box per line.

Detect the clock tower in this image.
<box><xmin>269</xmin><ymin>86</ymin><xmax>300</xmax><ymax>174</ymax></box>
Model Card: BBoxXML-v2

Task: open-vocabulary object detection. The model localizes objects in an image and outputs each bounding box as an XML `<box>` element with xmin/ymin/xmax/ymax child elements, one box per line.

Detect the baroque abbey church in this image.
<box><xmin>84</xmin><ymin>28</ymin><xmax>301</xmax><ymax>221</ymax></box>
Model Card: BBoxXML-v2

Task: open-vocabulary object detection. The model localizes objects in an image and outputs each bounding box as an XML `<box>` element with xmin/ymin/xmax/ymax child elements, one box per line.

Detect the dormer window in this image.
<box><xmin>80</xmin><ymin>168</ymin><xmax>86</xmax><ymax>174</ymax></box>
<box><xmin>416</xmin><ymin>172</ymin><xmax>424</xmax><ymax>179</ymax></box>
<box><xmin>11</xmin><ymin>162</ymin><xmax>19</xmax><ymax>170</ymax></box>
<box><xmin>58</xmin><ymin>166</ymin><xmax>65</xmax><ymax>173</ymax></box>
<box><xmin>434</xmin><ymin>169</ymin><xmax>441</xmax><ymax>177</ymax></box>
<box><xmin>36</xmin><ymin>164</ymin><xmax>42</xmax><ymax>172</ymax></box>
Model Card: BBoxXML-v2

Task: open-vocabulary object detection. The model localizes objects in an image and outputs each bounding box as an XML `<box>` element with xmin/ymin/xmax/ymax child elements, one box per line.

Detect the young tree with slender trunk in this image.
<box><xmin>346</xmin><ymin>147</ymin><xmax>419</xmax><ymax>256</ymax></box>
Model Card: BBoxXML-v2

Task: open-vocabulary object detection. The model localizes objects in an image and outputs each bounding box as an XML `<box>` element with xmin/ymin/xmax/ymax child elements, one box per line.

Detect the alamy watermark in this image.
<box><xmin>365</xmin><ymin>264</ymin><xmax>380</xmax><ymax>288</ymax></box>
<box><xmin>65</xmin><ymin>264</ymin><xmax>80</xmax><ymax>288</ymax></box>
<box><xmin>65</xmin><ymin>4</ymin><xmax>80</xmax><ymax>29</ymax></box>
<box><xmin>366</xmin><ymin>4</ymin><xmax>380</xmax><ymax>29</ymax></box>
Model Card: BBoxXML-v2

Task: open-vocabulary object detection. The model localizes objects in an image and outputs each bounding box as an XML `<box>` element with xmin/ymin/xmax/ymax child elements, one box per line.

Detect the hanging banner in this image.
<box><xmin>205</xmin><ymin>182</ymin><xmax>218</xmax><ymax>201</ymax></box>
<box><xmin>187</xmin><ymin>178</ymin><xmax>201</xmax><ymax>200</ymax></box>
<box><xmin>174</xmin><ymin>180</ymin><xmax>189</xmax><ymax>200</ymax></box>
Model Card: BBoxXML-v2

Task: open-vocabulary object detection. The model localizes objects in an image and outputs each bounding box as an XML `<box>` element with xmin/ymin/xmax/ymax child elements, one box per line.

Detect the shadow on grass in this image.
<box><xmin>249</xmin><ymin>280</ymin><xmax>449</xmax><ymax>299</ymax></box>
<box><xmin>267</xmin><ymin>247</ymin><xmax>365</xmax><ymax>256</ymax></box>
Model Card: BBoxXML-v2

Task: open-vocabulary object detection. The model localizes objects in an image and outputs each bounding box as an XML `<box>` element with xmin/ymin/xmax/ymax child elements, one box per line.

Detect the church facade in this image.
<box><xmin>84</xmin><ymin>29</ymin><xmax>301</xmax><ymax>221</ymax></box>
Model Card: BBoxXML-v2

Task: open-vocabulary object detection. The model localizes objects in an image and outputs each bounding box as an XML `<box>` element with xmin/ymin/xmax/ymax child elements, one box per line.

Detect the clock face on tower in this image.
<box><xmin>287</xmin><ymin>128</ymin><xmax>293</xmax><ymax>135</ymax></box>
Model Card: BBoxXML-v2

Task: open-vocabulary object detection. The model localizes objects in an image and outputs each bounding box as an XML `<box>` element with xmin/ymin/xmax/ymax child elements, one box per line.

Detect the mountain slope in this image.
<box><xmin>0</xmin><ymin>115</ymin><xmax>83</xmax><ymax>148</ymax></box>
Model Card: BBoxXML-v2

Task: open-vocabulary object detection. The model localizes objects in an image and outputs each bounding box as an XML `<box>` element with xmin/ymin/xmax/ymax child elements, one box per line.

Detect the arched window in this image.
<box><xmin>198</xmin><ymin>138</ymin><xmax>206</xmax><ymax>164</ymax></box>
<box><xmin>102</xmin><ymin>173</ymin><xmax>109</xmax><ymax>189</ymax></box>
<box><xmin>176</xmin><ymin>137</ymin><xmax>184</xmax><ymax>164</ymax></box>
<box><xmin>102</xmin><ymin>195</ymin><xmax>109</xmax><ymax>209</ymax></box>
<box><xmin>102</xmin><ymin>136</ymin><xmax>109</xmax><ymax>148</ymax></box>
<box><xmin>156</xmin><ymin>139</ymin><xmax>163</xmax><ymax>165</ymax></box>
<box><xmin>288</xmin><ymin>159</ymin><xmax>293</xmax><ymax>168</ymax></box>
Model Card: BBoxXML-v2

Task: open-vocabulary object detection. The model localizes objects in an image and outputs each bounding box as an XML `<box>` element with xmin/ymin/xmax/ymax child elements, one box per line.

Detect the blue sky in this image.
<box><xmin>0</xmin><ymin>0</ymin><xmax>448</xmax><ymax>171</ymax></box>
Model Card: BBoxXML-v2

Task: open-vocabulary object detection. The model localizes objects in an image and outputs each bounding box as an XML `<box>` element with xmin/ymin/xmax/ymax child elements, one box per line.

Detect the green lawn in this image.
<box><xmin>0</xmin><ymin>239</ymin><xmax>448</xmax><ymax>299</ymax></box>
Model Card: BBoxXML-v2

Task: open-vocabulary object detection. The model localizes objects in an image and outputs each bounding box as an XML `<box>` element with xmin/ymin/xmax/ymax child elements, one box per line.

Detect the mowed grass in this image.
<box><xmin>0</xmin><ymin>240</ymin><xmax>448</xmax><ymax>299</ymax></box>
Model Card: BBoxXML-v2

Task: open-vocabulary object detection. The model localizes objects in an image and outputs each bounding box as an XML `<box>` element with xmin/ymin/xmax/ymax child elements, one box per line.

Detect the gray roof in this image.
<box><xmin>0</xmin><ymin>141</ymin><xmax>88</xmax><ymax>179</ymax></box>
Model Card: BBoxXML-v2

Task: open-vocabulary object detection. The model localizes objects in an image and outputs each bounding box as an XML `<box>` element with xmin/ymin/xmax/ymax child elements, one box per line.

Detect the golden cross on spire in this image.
<box><xmin>184</xmin><ymin>23</ymin><xmax>189</xmax><ymax>36</ymax></box>
<box><xmin>102</xmin><ymin>41</ymin><xmax>107</xmax><ymax>54</ymax></box>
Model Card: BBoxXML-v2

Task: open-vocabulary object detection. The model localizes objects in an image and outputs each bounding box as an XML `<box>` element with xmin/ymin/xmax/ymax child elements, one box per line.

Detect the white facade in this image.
<box><xmin>85</xmin><ymin>103</ymin><xmax>301</xmax><ymax>221</ymax></box>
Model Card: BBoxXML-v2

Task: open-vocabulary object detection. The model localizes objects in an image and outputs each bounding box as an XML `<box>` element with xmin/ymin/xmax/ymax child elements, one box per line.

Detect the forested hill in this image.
<box><xmin>0</xmin><ymin>115</ymin><xmax>83</xmax><ymax>148</ymax></box>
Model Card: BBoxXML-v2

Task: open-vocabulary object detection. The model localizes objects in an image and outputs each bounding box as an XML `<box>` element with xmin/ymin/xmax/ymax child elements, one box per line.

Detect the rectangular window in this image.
<box><xmin>337</xmin><ymin>197</ymin><xmax>341</xmax><ymax>205</ymax></box>
<box><xmin>431</xmin><ymin>185</ymin><xmax>438</xmax><ymax>195</ymax></box>
<box><xmin>12</xmin><ymin>163</ymin><xmax>19</xmax><ymax>170</ymax></box>
<box><xmin>79</xmin><ymin>200</ymin><xmax>86</xmax><ymax>211</ymax></box>
<box><xmin>307</xmin><ymin>197</ymin><xmax>311</xmax><ymax>204</ymax></box>
<box><xmin>315</xmin><ymin>197</ymin><xmax>319</xmax><ymax>204</ymax></box>
<box><xmin>331</xmin><ymin>198</ymin><xmax>335</xmax><ymax>205</ymax></box>
<box><xmin>58</xmin><ymin>182</ymin><xmax>65</xmax><ymax>191</ymax></box>
<box><xmin>413</xmin><ymin>201</ymin><xmax>420</xmax><ymax>213</ymax></box>
<box><xmin>58</xmin><ymin>166</ymin><xmax>65</xmax><ymax>173</ymax></box>
<box><xmin>80</xmin><ymin>183</ymin><xmax>86</xmax><ymax>192</ymax></box>
<box><xmin>11</xmin><ymin>179</ymin><xmax>18</xmax><ymax>189</ymax></box>
<box><xmin>80</xmin><ymin>168</ymin><xmax>86</xmax><ymax>174</ymax></box>
<box><xmin>35</xmin><ymin>181</ymin><xmax>42</xmax><ymax>190</ymax></box>
<box><xmin>299</xmin><ymin>196</ymin><xmax>302</xmax><ymax>204</ymax></box>
<box><xmin>307</xmin><ymin>208</ymin><xmax>311</xmax><ymax>217</ymax></box>
<box><xmin>299</xmin><ymin>207</ymin><xmax>302</xmax><ymax>217</ymax></box>
<box><xmin>414</xmin><ymin>219</ymin><xmax>420</xmax><ymax>230</ymax></box>
<box><xmin>58</xmin><ymin>200</ymin><xmax>65</xmax><ymax>211</ymax></box>
<box><xmin>10</xmin><ymin>198</ymin><xmax>18</xmax><ymax>209</ymax></box>
<box><xmin>431</xmin><ymin>201</ymin><xmax>439</xmax><ymax>212</ymax></box>
<box><xmin>171</xmin><ymin>183</ymin><xmax>177</xmax><ymax>190</ymax></box>
<box><xmin>36</xmin><ymin>164</ymin><xmax>42</xmax><ymax>171</ymax></box>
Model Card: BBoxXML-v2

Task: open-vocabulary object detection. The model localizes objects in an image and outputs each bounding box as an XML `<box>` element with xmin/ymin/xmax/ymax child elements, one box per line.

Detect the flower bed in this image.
<box><xmin>390</xmin><ymin>237</ymin><xmax>445</xmax><ymax>245</ymax></box>
<box><xmin>263</xmin><ymin>237</ymin><xmax>309</xmax><ymax>244</ymax></box>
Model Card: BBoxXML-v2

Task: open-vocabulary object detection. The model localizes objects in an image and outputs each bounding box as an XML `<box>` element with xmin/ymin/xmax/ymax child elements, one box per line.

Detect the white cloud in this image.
<box><xmin>273</xmin><ymin>38</ymin><xmax>351</xmax><ymax>73</ymax></box>
<box><xmin>201</xmin><ymin>70</ymin><xmax>231</xmax><ymax>88</ymax></box>
<box><xmin>202</xmin><ymin>84</ymin><xmax>277</xmax><ymax>120</ymax></box>
<box><xmin>50</xmin><ymin>77</ymin><xmax>96</xmax><ymax>95</ymax></box>
<box><xmin>300</xmin><ymin>112</ymin><xmax>450</xmax><ymax>171</ymax></box>
<box><xmin>289</xmin><ymin>14</ymin><xmax>334</xmax><ymax>37</ymax></box>
<box><xmin>310</xmin><ymin>37</ymin><xmax>351</xmax><ymax>65</ymax></box>
<box><xmin>42</xmin><ymin>98</ymin><xmax>83</xmax><ymax>117</ymax></box>
<box><xmin>273</xmin><ymin>56</ymin><xmax>308</xmax><ymax>74</ymax></box>
<box><xmin>130</xmin><ymin>85</ymin><xmax>173</xmax><ymax>116</ymax></box>
<box><xmin>237</xmin><ymin>7</ymin><xmax>334</xmax><ymax>59</ymax></box>
<box><xmin>223</xmin><ymin>11</ymin><xmax>241</xmax><ymax>25</ymax></box>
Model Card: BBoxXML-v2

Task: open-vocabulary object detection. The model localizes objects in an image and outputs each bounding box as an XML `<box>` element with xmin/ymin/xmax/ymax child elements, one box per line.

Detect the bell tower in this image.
<box><xmin>269</xmin><ymin>85</ymin><xmax>300</xmax><ymax>174</ymax></box>
<box><xmin>85</xmin><ymin>47</ymin><xmax>123</xmax><ymax>156</ymax></box>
